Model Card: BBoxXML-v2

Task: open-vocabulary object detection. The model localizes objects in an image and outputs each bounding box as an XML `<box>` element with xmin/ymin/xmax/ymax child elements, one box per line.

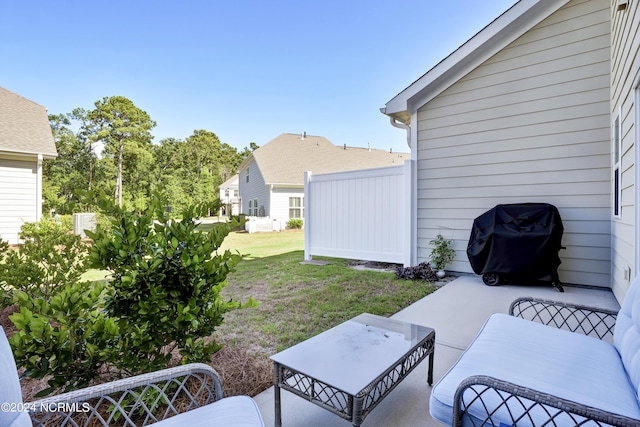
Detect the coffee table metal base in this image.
<box><xmin>273</xmin><ymin>332</ymin><xmax>435</xmax><ymax>426</ymax></box>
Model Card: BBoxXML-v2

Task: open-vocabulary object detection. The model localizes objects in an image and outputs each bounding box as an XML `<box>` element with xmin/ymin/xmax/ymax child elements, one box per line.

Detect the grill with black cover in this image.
<box><xmin>467</xmin><ymin>203</ymin><xmax>564</xmax><ymax>291</ymax></box>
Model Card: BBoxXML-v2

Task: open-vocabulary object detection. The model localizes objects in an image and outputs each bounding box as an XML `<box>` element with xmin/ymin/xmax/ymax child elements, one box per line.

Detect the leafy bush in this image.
<box><xmin>7</xmin><ymin>196</ymin><xmax>255</xmax><ymax>396</ymax></box>
<box><xmin>87</xmin><ymin>196</ymin><xmax>257</xmax><ymax>374</ymax></box>
<box><xmin>60</xmin><ymin>214</ymin><xmax>74</xmax><ymax>232</ymax></box>
<box><xmin>287</xmin><ymin>218</ymin><xmax>303</xmax><ymax>229</ymax></box>
<box><xmin>0</xmin><ymin>219</ymin><xmax>89</xmax><ymax>305</ymax></box>
<box><xmin>0</xmin><ymin>240</ymin><xmax>12</xmax><ymax>308</ymax></box>
<box><xmin>429</xmin><ymin>234</ymin><xmax>455</xmax><ymax>270</ymax></box>
<box><xmin>9</xmin><ymin>283</ymin><xmax>118</xmax><ymax>396</ymax></box>
<box><xmin>395</xmin><ymin>262</ymin><xmax>438</xmax><ymax>282</ymax></box>
<box><xmin>3</xmin><ymin>218</ymin><xmax>107</xmax><ymax>395</ymax></box>
<box><xmin>20</xmin><ymin>216</ymin><xmax>70</xmax><ymax>237</ymax></box>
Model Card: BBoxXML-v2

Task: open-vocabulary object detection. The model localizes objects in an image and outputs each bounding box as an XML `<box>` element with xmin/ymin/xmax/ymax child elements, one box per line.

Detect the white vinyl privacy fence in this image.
<box><xmin>304</xmin><ymin>160</ymin><xmax>414</xmax><ymax>266</ymax></box>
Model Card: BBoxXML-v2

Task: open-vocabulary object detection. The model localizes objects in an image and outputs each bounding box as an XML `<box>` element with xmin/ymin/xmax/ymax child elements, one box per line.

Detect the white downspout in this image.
<box><xmin>389</xmin><ymin>117</ymin><xmax>411</xmax><ymax>149</ymax></box>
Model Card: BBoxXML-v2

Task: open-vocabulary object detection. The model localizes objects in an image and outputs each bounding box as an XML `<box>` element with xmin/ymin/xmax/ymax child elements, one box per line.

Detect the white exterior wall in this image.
<box><xmin>219</xmin><ymin>186</ymin><xmax>239</xmax><ymax>215</ymax></box>
<box><xmin>238</xmin><ymin>160</ymin><xmax>270</xmax><ymax>216</ymax></box>
<box><xmin>415</xmin><ymin>0</ymin><xmax>612</xmax><ymax>287</ymax></box>
<box><xmin>271</xmin><ymin>187</ymin><xmax>304</xmax><ymax>228</ymax></box>
<box><xmin>611</xmin><ymin>0</ymin><xmax>640</xmax><ymax>301</ymax></box>
<box><xmin>0</xmin><ymin>157</ymin><xmax>38</xmax><ymax>244</ymax></box>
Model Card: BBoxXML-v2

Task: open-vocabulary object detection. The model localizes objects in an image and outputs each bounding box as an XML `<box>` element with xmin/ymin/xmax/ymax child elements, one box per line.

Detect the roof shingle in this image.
<box><xmin>247</xmin><ymin>133</ymin><xmax>410</xmax><ymax>185</ymax></box>
<box><xmin>0</xmin><ymin>86</ymin><xmax>57</xmax><ymax>157</ymax></box>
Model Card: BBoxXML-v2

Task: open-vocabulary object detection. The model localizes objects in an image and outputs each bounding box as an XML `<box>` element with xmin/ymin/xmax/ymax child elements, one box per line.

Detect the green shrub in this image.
<box><xmin>56</xmin><ymin>214</ymin><xmax>74</xmax><ymax>232</ymax></box>
<box><xmin>9</xmin><ymin>282</ymin><xmax>118</xmax><ymax>396</ymax></box>
<box><xmin>0</xmin><ymin>240</ymin><xmax>12</xmax><ymax>308</ymax></box>
<box><xmin>287</xmin><ymin>218</ymin><xmax>303</xmax><ymax>229</ymax></box>
<box><xmin>0</xmin><ymin>219</ymin><xmax>89</xmax><ymax>305</ymax></box>
<box><xmin>429</xmin><ymin>234</ymin><xmax>455</xmax><ymax>270</ymax></box>
<box><xmin>7</xmin><ymin>196</ymin><xmax>255</xmax><ymax>396</ymax></box>
<box><xmin>87</xmin><ymin>196</ymin><xmax>257</xmax><ymax>374</ymax></box>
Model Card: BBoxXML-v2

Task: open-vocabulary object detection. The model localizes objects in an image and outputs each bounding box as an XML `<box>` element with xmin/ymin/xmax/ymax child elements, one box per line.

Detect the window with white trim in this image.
<box><xmin>246</xmin><ymin>167</ymin><xmax>250</xmax><ymax>183</ymax></box>
<box><xmin>253</xmin><ymin>199</ymin><xmax>258</xmax><ymax>216</ymax></box>
<box><xmin>613</xmin><ymin>114</ymin><xmax>622</xmax><ymax>218</ymax></box>
<box><xmin>248</xmin><ymin>199</ymin><xmax>253</xmax><ymax>216</ymax></box>
<box><xmin>289</xmin><ymin>197</ymin><xmax>303</xmax><ymax>219</ymax></box>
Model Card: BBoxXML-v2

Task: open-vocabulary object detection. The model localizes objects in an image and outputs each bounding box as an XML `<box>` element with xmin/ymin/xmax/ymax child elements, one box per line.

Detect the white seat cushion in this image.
<box><xmin>614</xmin><ymin>274</ymin><xmax>640</xmax><ymax>402</ymax></box>
<box><xmin>0</xmin><ymin>327</ymin><xmax>32</xmax><ymax>427</ymax></box>
<box><xmin>153</xmin><ymin>395</ymin><xmax>265</xmax><ymax>427</ymax></box>
<box><xmin>430</xmin><ymin>313</ymin><xmax>640</xmax><ymax>426</ymax></box>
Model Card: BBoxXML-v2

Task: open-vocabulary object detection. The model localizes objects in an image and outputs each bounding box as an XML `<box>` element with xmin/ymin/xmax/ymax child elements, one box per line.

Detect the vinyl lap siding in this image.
<box><xmin>416</xmin><ymin>0</ymin><xmax>611</xmax><ymax>286</ymax></box>
<box><xmin>0</xmin><ymin>159</ymin><xmax>37</xmax><ymax>244</ymax></box>
<box><xmin>271</xmin><ymin>187</ymin><xmax>304</xmax><ymax>226</ymax></box>
<box><xmin>611</xmin><ymin>0</ymin><xmax>640</xmax><ymax>300</ymax></box>
<box><xmin>239</xmin><ymin>160</ymin><xmax>270</xmax><ymax>216</ymax></box>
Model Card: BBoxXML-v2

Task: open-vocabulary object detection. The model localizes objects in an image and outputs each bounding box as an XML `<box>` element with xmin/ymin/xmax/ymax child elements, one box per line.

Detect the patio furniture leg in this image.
<box><xmin>352</xmin><ymin>394</ymin><xmax>364</xmax><ymax>427</ymax></box>
<box><xmin>274</xmin><ymin>363</ymin><xmax>282</xmax><ymax>427</ymax></box>
<box><xmin>428</xmin><ymin>348</ymin><xmax>435</xmax><ymax>386</ymax></box>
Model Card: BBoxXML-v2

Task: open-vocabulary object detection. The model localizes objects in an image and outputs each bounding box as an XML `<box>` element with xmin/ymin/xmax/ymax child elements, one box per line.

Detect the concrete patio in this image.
<box><xmin>253</xmin><ymin>275</ymin><xmax>621</xmax><ymax>426</ymax></box>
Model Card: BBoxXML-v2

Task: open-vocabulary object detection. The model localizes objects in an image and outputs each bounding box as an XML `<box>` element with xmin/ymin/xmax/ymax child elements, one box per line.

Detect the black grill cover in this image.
<box><xmin>467</xmin><ymin>203</ymin><xmax>563</xmax><ymax>280</ymax></box>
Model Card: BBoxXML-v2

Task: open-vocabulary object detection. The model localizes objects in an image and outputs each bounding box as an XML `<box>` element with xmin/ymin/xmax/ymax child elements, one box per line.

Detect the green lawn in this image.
<box><xmin>218</xmin><ymin>229</ymin><xmax>304</xmax><ymax>259</ymax></box>
<box><xmin>70</xmin><ymin>227</ymin><xmax>437</xmax><ymax>397</ymax></box>
<box><xmin>213</xmin><ymin>229</ymin><xmax>438</xmax><ymax>396</ymax></box>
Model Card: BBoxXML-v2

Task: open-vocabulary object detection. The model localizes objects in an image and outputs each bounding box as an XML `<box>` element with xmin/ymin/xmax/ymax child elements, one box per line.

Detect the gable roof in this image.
<box><xmin>241</xmin><ymin>133</ymin><xmax>410</xmax><ymax>186</ymax></box>
<box><xmin>382</xmin><ymin>0</ymin><xmax>570</xmax><ymax>124</ymax></box>
<box><xmin>219</xmin><ymin>174</ymin><xmax>239</xmax><ymax>189</ymax></box>
<box><xmin>0</xmin><ymin>86</ymin><xmax>57</xmax><ymax>158</ymax></box>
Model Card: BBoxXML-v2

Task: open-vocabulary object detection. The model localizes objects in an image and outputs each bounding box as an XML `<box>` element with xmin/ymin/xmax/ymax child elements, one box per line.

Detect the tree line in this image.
<box><xmin>44</xmin><ymin>95</ymin><xmax>257</xmax><ymax>215</ymax></box>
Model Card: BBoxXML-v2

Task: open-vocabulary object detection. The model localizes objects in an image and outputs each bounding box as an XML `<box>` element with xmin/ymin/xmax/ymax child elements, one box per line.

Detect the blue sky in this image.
<box><xmin>1</xmin><ymin>1</ymin><xmax>517</xmax><ymax>154</ymax></box>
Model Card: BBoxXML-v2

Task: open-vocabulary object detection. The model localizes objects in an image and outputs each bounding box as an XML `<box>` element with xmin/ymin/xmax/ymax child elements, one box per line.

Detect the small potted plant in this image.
<box><xmin>429</xmin><ymin>234</ymin><xmax>455</xmax><ymax>278</ymax></box>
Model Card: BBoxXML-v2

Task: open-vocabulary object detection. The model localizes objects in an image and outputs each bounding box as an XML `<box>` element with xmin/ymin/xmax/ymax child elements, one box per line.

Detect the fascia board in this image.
<box><xmin>238</xmin><ymin>154</ymin><xmax>254</xmax><ymax>172</ymax></box>
<box><xmin>268</xmin><ymin>183</ymin><xmax>305</xmax><ymax>189</ymax></box>
<box><xmin>0</xmin><ymin>149</ymin><xmax>57</xmax><ymax>160</ymax></box>
<box><xmin>383</xmin><ymin>0</ymin><xmax>570</xmax><ymax>120</ymax></box>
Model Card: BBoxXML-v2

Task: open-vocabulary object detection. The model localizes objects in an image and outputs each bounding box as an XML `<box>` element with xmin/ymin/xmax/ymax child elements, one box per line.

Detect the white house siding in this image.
<box><xmin>611</xmin><ymin>0</ymin><xmax>640</xmax><ymax>301</ymax></box>
<box><xmin>270</xmin><ymin>187</ymin><xmax>304</xmax><ymax>227</ymax></box>
<box><xmin>0</xmin><ymin>158</ymin><xmax>38</xmax><ymax>244</ymax></box>
<box><xmin>415</xmin><ymin>0</ymin><xmax>612</xmax><ymax>287</ymax></box>
<box><xmin>238</xmin><ymin>160</ymin><xmax>271</xmax><ymax>216</ymax></box>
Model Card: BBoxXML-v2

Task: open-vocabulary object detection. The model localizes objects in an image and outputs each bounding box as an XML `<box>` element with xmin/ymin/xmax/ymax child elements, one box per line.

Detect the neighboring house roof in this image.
<box><xmin>0</xmin><ymin>86</ymin><xmax>57</xmax><ymax>158</ymax></box>
<box><xmin>382</xmin><ymin>0</ymin><xmax>570</xmax><ymax>124</ymax></box>
<box><xmin>241</xmin><ymin>133</ymin><xmax>410</xmax><ymax>186</ymax></box>
<box><xmin>219</xmin><ymin>174</ymin><xmax>239</xmax><ymax>189</ymax></box>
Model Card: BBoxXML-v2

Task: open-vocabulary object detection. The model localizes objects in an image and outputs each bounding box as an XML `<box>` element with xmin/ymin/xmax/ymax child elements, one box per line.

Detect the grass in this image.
<box><xmin>212</xmin><ymin>229</ymin><xmax>439</xmax><ymax>396</ymax></box>
<box><xmin>6</xmin><ymin>227</ymin><xmax>439</xmax><ymax>399</ymax></box>
<box><xmin>218</xmin><ymin>229</ymin><xmax>304</xmax><ymax>259</ymax></box>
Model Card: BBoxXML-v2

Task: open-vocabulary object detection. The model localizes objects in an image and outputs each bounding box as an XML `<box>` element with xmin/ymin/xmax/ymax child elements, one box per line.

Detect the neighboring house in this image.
<box><xmin>379</xmin><ymin>0</ymin><xmax>640</xmax><ymax>303</ymax></box>
<box><xmin>218</xmin><ymin>174</ymin><xmax>240</xmax><ymax>216</ymax></box>
<box><xmin>0</xmin><ymin>87</ymin><xmax>57</xmax><ymax>244</ymax></box>
<box><xmin>238</xmin><ymin>133</ymin><xmax>409</xmax><ymax>229</ymax></box>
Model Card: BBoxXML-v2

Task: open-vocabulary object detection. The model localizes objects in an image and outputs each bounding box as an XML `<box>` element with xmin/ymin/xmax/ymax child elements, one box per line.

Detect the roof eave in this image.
<box><xmin>238</xmin><ymin>154</ymin><xmax>254</xmax><ymax>172</ymax></box>
<box><xmin>267</xmin><ymin>183</ymin><xmax>305</xmax><ymax>188</ymax></box>
<box><xmin>382</xmin><ymin>0</ymin><xmax>570</xmax><ymax>120</ymax></box>
<box><xmin>0</xmin><ymin>148</ymin><xmax>57</xmax><ymax>159</ymax></box>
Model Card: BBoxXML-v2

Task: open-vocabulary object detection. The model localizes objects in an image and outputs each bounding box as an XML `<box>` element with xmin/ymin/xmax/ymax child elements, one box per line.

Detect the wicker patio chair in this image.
<box><xmin>1</xmin><ymin>327</ymin><xmax>265</xmax><ymax>427</ymax></box>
